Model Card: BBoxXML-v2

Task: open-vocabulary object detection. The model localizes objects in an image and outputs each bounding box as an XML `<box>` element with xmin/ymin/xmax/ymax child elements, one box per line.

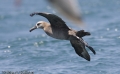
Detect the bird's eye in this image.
<box><xmin>37</xmin><ymin>23</ymin><xmax>40</xmax><ymax>26</ymax></box>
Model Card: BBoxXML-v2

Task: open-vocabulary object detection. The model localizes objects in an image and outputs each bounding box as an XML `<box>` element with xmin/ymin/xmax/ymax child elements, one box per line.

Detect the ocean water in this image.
<box><xmin>0</xmin><ymin>0</ymin><xmax>120</xmax><ymax>74</ymax></box>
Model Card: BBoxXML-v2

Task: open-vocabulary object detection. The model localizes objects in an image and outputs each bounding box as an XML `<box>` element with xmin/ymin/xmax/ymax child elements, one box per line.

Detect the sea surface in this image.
<box><xmin>0</xmin><ymin>0</ymin><xmax>120</xmax><ymax>74</ymax></box>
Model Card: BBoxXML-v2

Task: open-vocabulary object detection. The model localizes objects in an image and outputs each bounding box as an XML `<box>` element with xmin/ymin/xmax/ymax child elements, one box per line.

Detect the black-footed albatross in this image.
<box><xmin>29</xmin><ymin>12</ymin><xmax>96</xmax><ymax>61</ymax></box>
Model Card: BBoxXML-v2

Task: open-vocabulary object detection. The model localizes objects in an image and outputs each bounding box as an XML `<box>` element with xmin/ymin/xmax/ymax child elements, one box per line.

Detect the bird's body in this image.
<box><xmin>43</xmin><ymin>22</ymin><xmax>70</xmax><ymax>40</ymax></box>
<box><xmin>30</xmin><ymin>12</ymin><xmax>96</xmax><ymax>61</ymax></box>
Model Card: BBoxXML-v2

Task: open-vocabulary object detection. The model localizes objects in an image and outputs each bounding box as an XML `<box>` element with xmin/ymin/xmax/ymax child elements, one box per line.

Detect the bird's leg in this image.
<box><xmin>82</xmin><ymin>39</ymin><xmax>96</xmax><ymax>54</ymax></box>
<box><xmin>86</xmin><ymin>45</ymin><xmax>96</xmax><ymax>55</ymax></box>
<box><xmin>76</xmin><ymin>35</ymin><xmax>96</xmax><ymax>55</ymax></box>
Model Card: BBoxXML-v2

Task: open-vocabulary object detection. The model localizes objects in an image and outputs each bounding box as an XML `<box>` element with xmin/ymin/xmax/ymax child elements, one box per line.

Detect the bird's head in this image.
<box><xmin>30</xmin><ymin>21</ymin><xmax>45</xmax><ymax>32</ymax></box>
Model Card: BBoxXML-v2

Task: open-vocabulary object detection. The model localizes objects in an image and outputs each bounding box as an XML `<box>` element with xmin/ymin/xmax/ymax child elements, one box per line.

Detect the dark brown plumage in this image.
<box><xmin>30</xmin><ymin>12</ymin><xmax>96</xmax><ymax>61</ymax></box>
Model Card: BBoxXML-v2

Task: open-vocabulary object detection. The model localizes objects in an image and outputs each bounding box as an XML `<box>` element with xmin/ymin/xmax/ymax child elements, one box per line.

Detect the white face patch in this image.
<box><xmin>36</xmin><ymin>22</ymin><xmax>41</xmax><ymax>28</ymax></box>
<box><xmin>35</xmin><ymin>21</ymin><xmax>45</xmax><ymax>29</ymax></box>
<box><xmin>36</xmin><ymin>24</ymin><xmax>39</xmax><ymax>28</ymax></box>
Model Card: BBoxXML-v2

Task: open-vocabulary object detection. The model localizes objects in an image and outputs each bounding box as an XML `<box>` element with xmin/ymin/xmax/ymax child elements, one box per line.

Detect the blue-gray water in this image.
<box><xmin>0</xmin><ymin>0</ymin><xmax>120</xmax><ymax>74</ymax></box>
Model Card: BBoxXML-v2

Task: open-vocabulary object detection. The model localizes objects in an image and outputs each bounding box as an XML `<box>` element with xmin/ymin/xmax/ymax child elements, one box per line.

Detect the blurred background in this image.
<box><xmin>0</xmin><ymin>0</ymin><xmax>120</xmax><ymax>74</ymax></box>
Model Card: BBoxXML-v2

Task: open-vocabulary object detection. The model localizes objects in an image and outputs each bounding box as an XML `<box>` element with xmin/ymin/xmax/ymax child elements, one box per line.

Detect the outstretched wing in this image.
<box><xmin>70</xmin><ymin>40</ymin><xmax>90</xmax><ymax>61</ymax></box>
<box><xmin>30</xmin><ymin>12</ymin><xmax>69</xmax><ymax>29</ymax></box>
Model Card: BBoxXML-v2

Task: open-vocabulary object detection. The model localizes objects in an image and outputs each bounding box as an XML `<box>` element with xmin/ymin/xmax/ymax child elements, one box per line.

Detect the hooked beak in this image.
<box><xmin>29</xmin><ymin>26</ymin><xmax>37</xmax><ymax>32</ymax></box>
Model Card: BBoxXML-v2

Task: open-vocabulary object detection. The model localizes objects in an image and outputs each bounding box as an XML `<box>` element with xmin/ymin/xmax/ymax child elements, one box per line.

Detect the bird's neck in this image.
<box><xmin>42</xmin><ymin>22</ymin><xmax>50</xmax><ymax>29</ymax></box>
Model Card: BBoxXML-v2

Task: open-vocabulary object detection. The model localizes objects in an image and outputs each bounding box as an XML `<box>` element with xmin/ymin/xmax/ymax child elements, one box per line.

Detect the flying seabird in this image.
<box><xmin>29</xmin><ymin>12</ymin><xmax>96</xmax><ymax>61</ymax></box>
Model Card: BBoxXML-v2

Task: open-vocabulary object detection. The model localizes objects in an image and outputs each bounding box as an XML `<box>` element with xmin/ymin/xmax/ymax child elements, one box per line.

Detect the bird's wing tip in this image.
<box><xmin>81</xmin><ymin>52</ymin><xmax>90</xmax><ymax>61</ymax></box>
